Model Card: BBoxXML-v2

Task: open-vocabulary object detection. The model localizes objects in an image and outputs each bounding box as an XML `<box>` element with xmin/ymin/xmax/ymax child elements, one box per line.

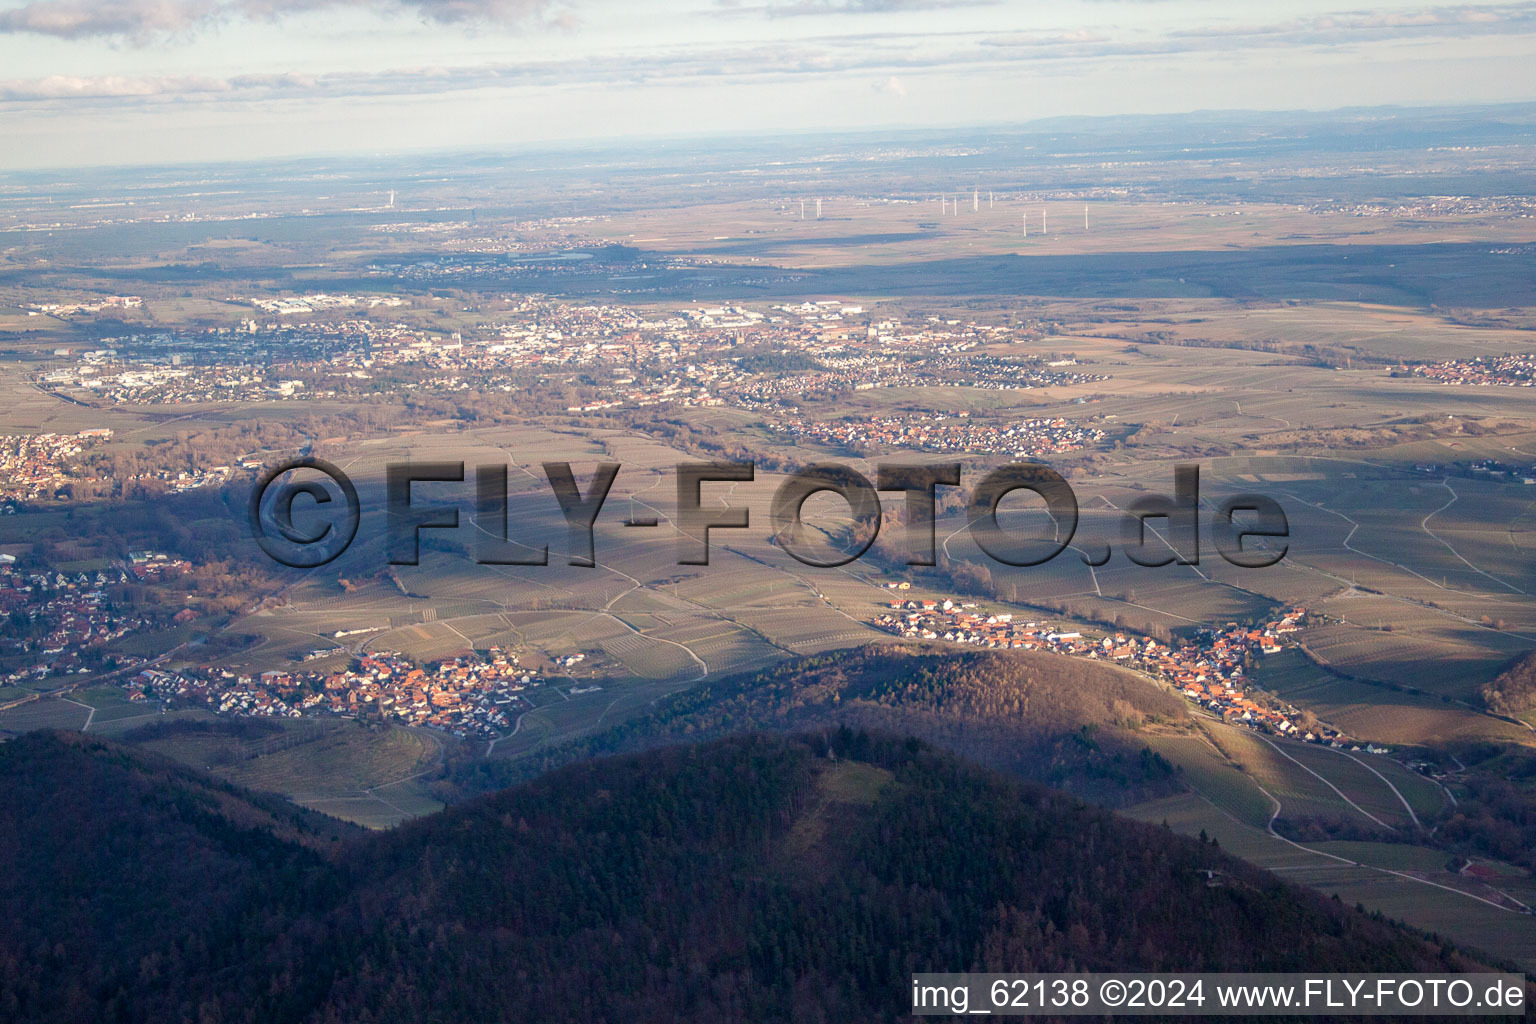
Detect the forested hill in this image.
<box><xmin>0</xmin><ymin>730</ymin><xmax>1493</xmax><ymax>1023</ymax></box>
<box><xmin>451</xmin><ymin>645</ymin><xmax>1192</xmax><ymax>806</ymax></box>
<box><xmin>0</xmin><ymin>731</ymin><xmax>357</xmax><ymax>1023</ymax></box>
<box><xmin>1482</xmin><ymin>649</ymin><xmax>1536</xmax><ymax>714</ymax></box>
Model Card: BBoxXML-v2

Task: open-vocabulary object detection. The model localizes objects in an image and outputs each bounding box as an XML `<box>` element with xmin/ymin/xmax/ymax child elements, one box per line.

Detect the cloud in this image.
<box><xmin>4</xmin><ymin>0</ymin><xmax>1536</xmax><ymax>103</ymax></box>
<box><xmin>1164</xmin><ymin>2</ymin><xmax>1536</xmax><ymax>46</ymax></box>
<box><xmin>718</xmin><ymin>0</ymin><xmax>996</xmax><ymax>16</ymax></box>
<box><xmin>709</xmin><ymin>0</ymin><xmax>989</xmax><ymax>16</ymax></box>
<box><xmin>0</xmin><ymin>47</ymin><xmax>865</xmax><ymax>102</ymax></box>
<box><xmin>971</xmin><ymin>2</ymin><xmax>1536</xmax><ymax>60</ymax></box>
<box><xmin>0</xmin><ymin>0</ymin><xmax>567</xmax><ymax>41</ymax></box>
<box><xmin>394</xmin><ymin>0</ymin><xmax>561</xmax><ymax>25</ymax></box>
<box><xmin>0</xmin><ymin>40</ymin><xmax>972</xmax><ymax>106</ymax></box>
<box><xmin>0</xmin><ymin>72</ymin><xmax>226</xmax><ymax>98</ymax></box>
<box><xmin>0</xmin><ymin>0</ymin><xmax>218</xmax><ymax>41</ymax></box>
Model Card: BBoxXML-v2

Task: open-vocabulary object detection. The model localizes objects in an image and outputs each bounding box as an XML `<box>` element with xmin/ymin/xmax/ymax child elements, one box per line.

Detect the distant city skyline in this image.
<box><xmin>2</xmin><ymin>0</ymin><xmax>1535</xmax><ymax>169</ymax></box>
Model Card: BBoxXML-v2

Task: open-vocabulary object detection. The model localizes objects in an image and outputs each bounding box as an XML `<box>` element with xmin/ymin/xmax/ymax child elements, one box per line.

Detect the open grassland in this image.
<box><xmin>1125</xmin><ymin>792</ymin><xmax>1536</xmax><ymax>970</ymax></box>
<box><xmin>0</xmin><ymin>697</ymin><xmax>91</xmax><ymax>734</ymax></box>
<box><xmin>1302</xmin><ymin>625</ymin><xmax>1514</xmax><ymax>697</ymax></box>
<box><xmin>69</xmin><ymin>685</ymin><xmax>168</xmax><ymax>730</ymax></box>
<box><xmin>1140</xmin><ymin>728</ymin><xmax>1274</xmax><ymax>829</ymax></box>
<box><xmin>207</xmin><ymin>723</ymin><xmax>444</xmax><ymax>827</ymax></box>
<box><xmin>1279</xmin><ymin>860</ymin><xmax>1536</xmax><ymax>966</ymax></box>
<box><xmin>0</xmin><ymin>386</ymin><xmax>1524</xmax><ymax>857</ymax></box>
<box><xmin>1094</xmin><ymin>303</ymin><xmax>1536</xmax><ymax>363</ymax></box>
<box><xmin>1</xmin><ymin>687</ymin><xmax>205</xmax><ymax>738</ymax></box>
<box><xmin>1277</xmin><ymin>738</ymin><xmax>1429</xmax><ymax>828</ymax></box>
<box><xmin>198</xmin><ymin>425</ymin><xmax>1534</xmax><ymax>771</ymax></box>
<box><xmin>1253</xmin><ymin>649</ymin><xmax>1534</xmax><ymax>747</ymax></box>
<box><xmin>0</xmin><ymin>692</ymin><xmax>445</xmax><ymax>829</ymax></box>
<box><xmin>212</xmin><ymin>722</ymin><xmax>438</xmax><ymax>791</ymax></box>
<box><xmin>1307</xmin><ymin>841</ymin><xmax>1454</xmax><ymax>872</ymax></box>
<box><xmin>59</xmin><ymin>355</ymin><xmax>1517</xmax><ymax>767</ymax></box>
<box><xmin>1134</xmin><ymin>670</ymin><xmax>1536</xmax><ymax>969</ymax></box>
<box><xmin>1200</xmin><ymin>721</ymin><xmax>1383</xmax><ymax>829</ymax></box>
<box><xmin>1190</xmin><ymin>716</ymin><xmax>1450</xmax><ymax>836</ymax></box>
<box><xmin>589</xmin><ymin>198</ymin><xmax>1536</xmax><ymax>276</ymax></box>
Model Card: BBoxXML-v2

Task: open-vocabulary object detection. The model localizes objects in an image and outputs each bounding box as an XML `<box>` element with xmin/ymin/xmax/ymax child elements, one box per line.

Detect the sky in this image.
<box><xmin>1</xmin><ymin>0</ymin><xmax>1535</xmax><ymax>169</ymax></box>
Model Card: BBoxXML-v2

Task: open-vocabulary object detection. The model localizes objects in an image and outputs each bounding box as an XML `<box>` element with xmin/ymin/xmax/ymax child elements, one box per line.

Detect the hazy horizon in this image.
<box><xmin>4</xmin><ymin>96</ymin><xmax>1536</xmax><ymax>178</ymax></box>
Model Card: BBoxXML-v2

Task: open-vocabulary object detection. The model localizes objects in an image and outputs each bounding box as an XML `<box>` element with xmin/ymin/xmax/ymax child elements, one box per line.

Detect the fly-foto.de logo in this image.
<box><xmin>247</xmin><ymin>458</ymin><xmax>1288</xmax><ymax>572</ymax></box>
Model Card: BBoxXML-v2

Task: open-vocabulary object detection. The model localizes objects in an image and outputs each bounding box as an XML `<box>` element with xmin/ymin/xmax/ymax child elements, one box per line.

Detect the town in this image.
<box><xmin>127</xmin><ymin>646</ymin><xmax>572</xmax><ymax>740</ymax></box>
<box><xmin>767</xmin><ymin>411</ymin><xmax>1106</xmax><ymax>456</ymax></box>
<box><xmin>32</xmin><ymin>296</ymin><xmax>1106</xmax><ymax>423</ymax></box>
<box><xmin>875</xmin><ymin>598</ymin><xmax>1360</xmax><ymax>748</ymax></box>
<box><xmin>1408</xmin><ymin>352</ymin><xmax>1536</xmax><ymax>386</ymax></box>
<box><xmin>0</xmin><ymin>552</ymin><xmax>188</xmax><ymax>680</ymax></box>
<box><xmin>0</xmin><ymin>430</ymin><xmax>113</xmax><ymax>504</ymax></box>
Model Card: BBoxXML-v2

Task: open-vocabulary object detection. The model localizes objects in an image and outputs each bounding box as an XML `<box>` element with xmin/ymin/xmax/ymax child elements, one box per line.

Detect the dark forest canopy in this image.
<box><xmin>0</xmin><ymin>730</ymin><xmax>1498</xmax><ymax>1024</ymax></box>
<box><xmin>450</xmin><ymin>645</ymin><xmax>1191</xmax><ymax>807</ymax></box>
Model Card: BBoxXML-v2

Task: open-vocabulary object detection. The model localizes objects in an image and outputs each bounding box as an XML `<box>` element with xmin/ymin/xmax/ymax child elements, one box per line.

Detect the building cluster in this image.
<box><xmin>0</xmin><ymin>560</ymin><xmax>174</xmax><ymax>680</ymax></box>
<box><xmin>126</xmin><ymin>550</ymin><xmax>193</xmax><ymax>579</ymax></box>
<box><xmin>875</xmin><ymin>599</ymin><xmax>1346</xmax><ymax>743</ymax></box>
<box><xmin>233</xmin><ymin>292</ymin><xmax>406</xmax><ymax>316</ymax></box>
<box><xmin>24</xmin><ymin>295</ymin><xmax>141</xmax><ymax>317</ymax></box>
<box><xmin>726</xmin><ymin>353</ymin><xmax>1100</xmax><ymax>410</ymax></box>
<box><xmin>135</xmin><ymin>647</ymin><xmax>543</xmax><ymax>739</ymax></box>
<box><xmin>0</xmin><ymin>424</ymin><xmax>231</xmax><ymax>500</ymax></box>
<box><xmin>1410</xmin><ymin>459</ymin><xmax>1536</xmax><ymax>485</ymax></box>
<box><xmin>0</xmin><ymin>430</ymin><xmax>113</xmax><ymax>503</ymax></box>
<box><xmin>373</xmin><ymin>221</ymin><xmax>612</xmax><ymax>253</ymax></box>
<box><xmin>36</xmin><ymin>322</ymin><xmax>395</xmax><ymax>405</ymax></box>
<box><xmin>1308</xmin><ymin>196</ymin><xmax>1536</xmax><ymax>219</ymax></box>
<box><xmin>768</xmin><ymin>411</ymin><xmax>1105</xmax><ymax>456</ymax></box>
<box><xmin>1466</xmin><ymin>459</ymin><xmax>1536</xmax><ymax>485</ymax></box>
<box><xmin>1409</xmin><ymin>353</ymin><xmax>1536</xmax><ymax>387</ymax></box>
<box><xmin>37</xmin><ymin>296</ymin><xmax>1103</xmax><ymax>419</ymax></box>
<box><xmin>58</xmin><ymin>364</ymin><xmax>331</xmax><ymax>406</ymax></box>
